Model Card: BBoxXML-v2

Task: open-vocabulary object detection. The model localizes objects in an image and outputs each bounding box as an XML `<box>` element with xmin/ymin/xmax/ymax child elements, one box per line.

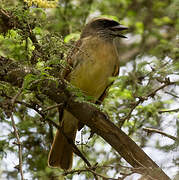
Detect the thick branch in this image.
<box><xmin>0</xmin><ymin>56</ymin><xmax>171</xmax><ymax>180</ymax></box>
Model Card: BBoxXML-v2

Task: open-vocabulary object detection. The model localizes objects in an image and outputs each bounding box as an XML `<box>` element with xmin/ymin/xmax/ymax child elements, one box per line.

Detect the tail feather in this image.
<box><xmin>48</xmin><ymin>130</ymin><xmax>73</xmax><ymax>170</ymax></box>
<box><xmin>48</xmin><ymin>110</ymin><xmax>78</xmax><ymax>170</ymax></box>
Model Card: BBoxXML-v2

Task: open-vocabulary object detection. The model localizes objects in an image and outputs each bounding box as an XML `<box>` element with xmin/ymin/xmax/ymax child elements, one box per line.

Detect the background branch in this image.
<box><xmin>158</xmin><ymin>108</ymin><xmax>179</xmax><ymax>114</ymax></box>
<box><xmin>10</xmin><ymin>88</ymin><xmax>24</xmax><ymax>180</ymax></box>
<box><xmin>2</xmin><ymin>93</ymin><xmax>92</xmax><ymax>169</ymax></box>
<box><xmin>143</xmin><ymin>127</ymin><xmax>178</xmax><ymax>141</ymax></box>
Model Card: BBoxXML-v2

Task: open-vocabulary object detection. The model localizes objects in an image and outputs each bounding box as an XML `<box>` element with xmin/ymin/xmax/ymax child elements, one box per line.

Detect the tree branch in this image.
<box><xmin>63</xmin><ymin>166</ymin><xmax>120</xmax><ymax>180</ymax></box>
<box><xmin>158</xmin><ymin>108</ymin><xmax>179</xmax><ymax>114</ymax></box>
<box><xmin>1</xmin><ymin>93</ymin><xmax>92</xmax><ymax>169</ymax></box>
<box><xmin>143</xmin><ymin>127</ymin><xmax>178</xmax><ymax>141</ymax></box>
<box><xmin>119</xmin><ymin>78</ymin><xmax>175</xmax><ymax>127</ymax></box>
<box><xmin>10</xmin><ymin>88</ymin><xmax>24</xmax><ymax>180</ymax></box>
<box><xmin>0</xmin><ymin>56</ymin><xmax>171</xmax><ymax>180</ymax></box>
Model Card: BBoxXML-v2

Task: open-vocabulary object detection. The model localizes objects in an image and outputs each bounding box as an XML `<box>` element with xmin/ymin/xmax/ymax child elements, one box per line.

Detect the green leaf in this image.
<box><xmin>23</xmin><ymin>74</ymin><xmax>39</xmax><ymax>89</ymax></box>
<box><xmin>135</xmin><ymin>21</ymin><xmax>144</xmax><ymax>34</ymax></box>
<box><xmin>64</xmin><ymin>33</ymin><xmax>80</xmax><ymax>43</ymax></box>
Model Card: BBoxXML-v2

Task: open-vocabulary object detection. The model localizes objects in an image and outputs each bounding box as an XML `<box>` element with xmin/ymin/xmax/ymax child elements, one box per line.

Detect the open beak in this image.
<box><xmin>111</xmin><ymin>24</ymin><xmax>128</xmax><ymax>38</ymax></box>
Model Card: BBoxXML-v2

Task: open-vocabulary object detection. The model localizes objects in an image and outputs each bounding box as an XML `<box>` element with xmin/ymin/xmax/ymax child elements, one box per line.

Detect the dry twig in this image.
<box><xmin>10</xmin><ymin>88</ymin><xmax>24</xmax><ymax>180</ymax></box>
<box><xmin>143</xmin><ymin>127</ymin><xmax>178</xmax><ymax>141</ymax></box>
<box><xmin>3</xmin><ymin>93</ymin><xmax>92</xmax><ymax>169</ymax></box>
<box><xmin>63</xmin><ymin>167</ymin><xmax>121</xmax><ymax>180</ymax></box>
<box><xmin>119</xmin><ymin>78</ymin><xmax>176</xmax><ymax>127</ymax></box>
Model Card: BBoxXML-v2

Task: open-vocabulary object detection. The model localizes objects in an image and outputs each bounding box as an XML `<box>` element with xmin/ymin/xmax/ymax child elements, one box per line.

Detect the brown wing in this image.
<box><xmin>96</xmin><ymin>62</ymin><xmax>119</xmax><ymax>105</ymax></box>
<box><xmin>59</xmin><ymin>39</ymin><xmax>83</xmax><ymax>123</ymax></box>
<box><xmin>63</xmin><ymin>39</ymin><xmax>83</xmax><ymax>80</ymax></box>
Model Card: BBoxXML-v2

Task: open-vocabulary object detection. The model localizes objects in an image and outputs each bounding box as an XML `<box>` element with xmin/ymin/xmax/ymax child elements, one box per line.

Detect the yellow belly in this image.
<box><xmin>69</xmin><ymin>36</ymin><xmax>119</xmax><ymax>100</ymax></box>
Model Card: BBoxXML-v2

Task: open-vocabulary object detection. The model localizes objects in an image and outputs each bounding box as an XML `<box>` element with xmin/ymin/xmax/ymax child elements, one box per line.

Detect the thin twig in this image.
<box><xmin>11</xmin><ymin>88</ymin><xmax>23</xmax><ymax>106</ymax></box>
<box><xmin>43</xmin><ymin>103</ymin><xmax>63</xmax><ymax>112</ymax></box>
<box><xmin>158</xmin><ymin>108</ymin><xmax>179</xmax><ymax>114</ymax></box>
<box><xmin>2</xmin><ymin>93</ymin><xmax>60</xmax><ymax>129</ymax></box>
<box><xmin>119</xmin><ymin>79</ymin><xmax>176</xmax><ymax>127</ymax></box>
<box><xmin>10</xmin><ymin>88</ymin><xmax>24</xmax><ymax>180</ymax></box>
<box><xmin>143</xmin><ymin>127</ymin><xmax>178</xmax><ymax>141</ymax></box>
<box><xmin>165</xmin><ymin>91</ymin><xmax>179</xmax><ymax>99</ymax></box>
<box><xmin>4</xmin><ymin>94</ymin><xmax>92</xmax><ymax>168</ymax></box>
<box><xmin>0</xmin><ymin>9</ymin><xmax>11</xmax><ymax>18</ymax></box>
<box><xmin>11</xmin><ymin>115</ymin><xmax>24</xmax><ymax>180</ymax></box>
<box><xmin>146</xmin><ymin>80</ymin><xmax>175</xmax><ymax>98</ymax></box>
<box><xmin>119</xmin><ymin>100</ymin><xmax>141</xmax><ymax>127</ymax></box>
<box><xmin>63</xmin><ymin>167</ymin><xmax>120</xmax><ymax>180</ymax></box>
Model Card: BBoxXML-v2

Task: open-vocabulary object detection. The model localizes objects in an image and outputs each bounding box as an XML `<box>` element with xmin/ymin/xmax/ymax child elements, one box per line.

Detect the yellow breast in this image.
<box><xmin>69</xmin><ymin>36</ymin><xmax>119</xmax><ymax>100</ymax></box>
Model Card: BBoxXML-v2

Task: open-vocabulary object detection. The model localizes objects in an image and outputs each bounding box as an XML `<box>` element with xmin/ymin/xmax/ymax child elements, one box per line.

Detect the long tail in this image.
<box><xmin>48</xmin><ymin>110</ymin><xmax>78</xmax><ymax>170</ymax></box>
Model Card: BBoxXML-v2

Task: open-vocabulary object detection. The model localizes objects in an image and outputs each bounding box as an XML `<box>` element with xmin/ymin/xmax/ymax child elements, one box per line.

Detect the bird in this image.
<box><xmin>48</xmin><ymin>17</ymin><xmax>128</xmax><ymax>170</ymax></box>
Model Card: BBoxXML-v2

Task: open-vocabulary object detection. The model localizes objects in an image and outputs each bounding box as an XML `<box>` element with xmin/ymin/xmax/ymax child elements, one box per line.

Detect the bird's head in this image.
<box><xmin>81</xmin><ymin>17</ymin><xmax>128</xmax><ymax>39</ymax></box>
